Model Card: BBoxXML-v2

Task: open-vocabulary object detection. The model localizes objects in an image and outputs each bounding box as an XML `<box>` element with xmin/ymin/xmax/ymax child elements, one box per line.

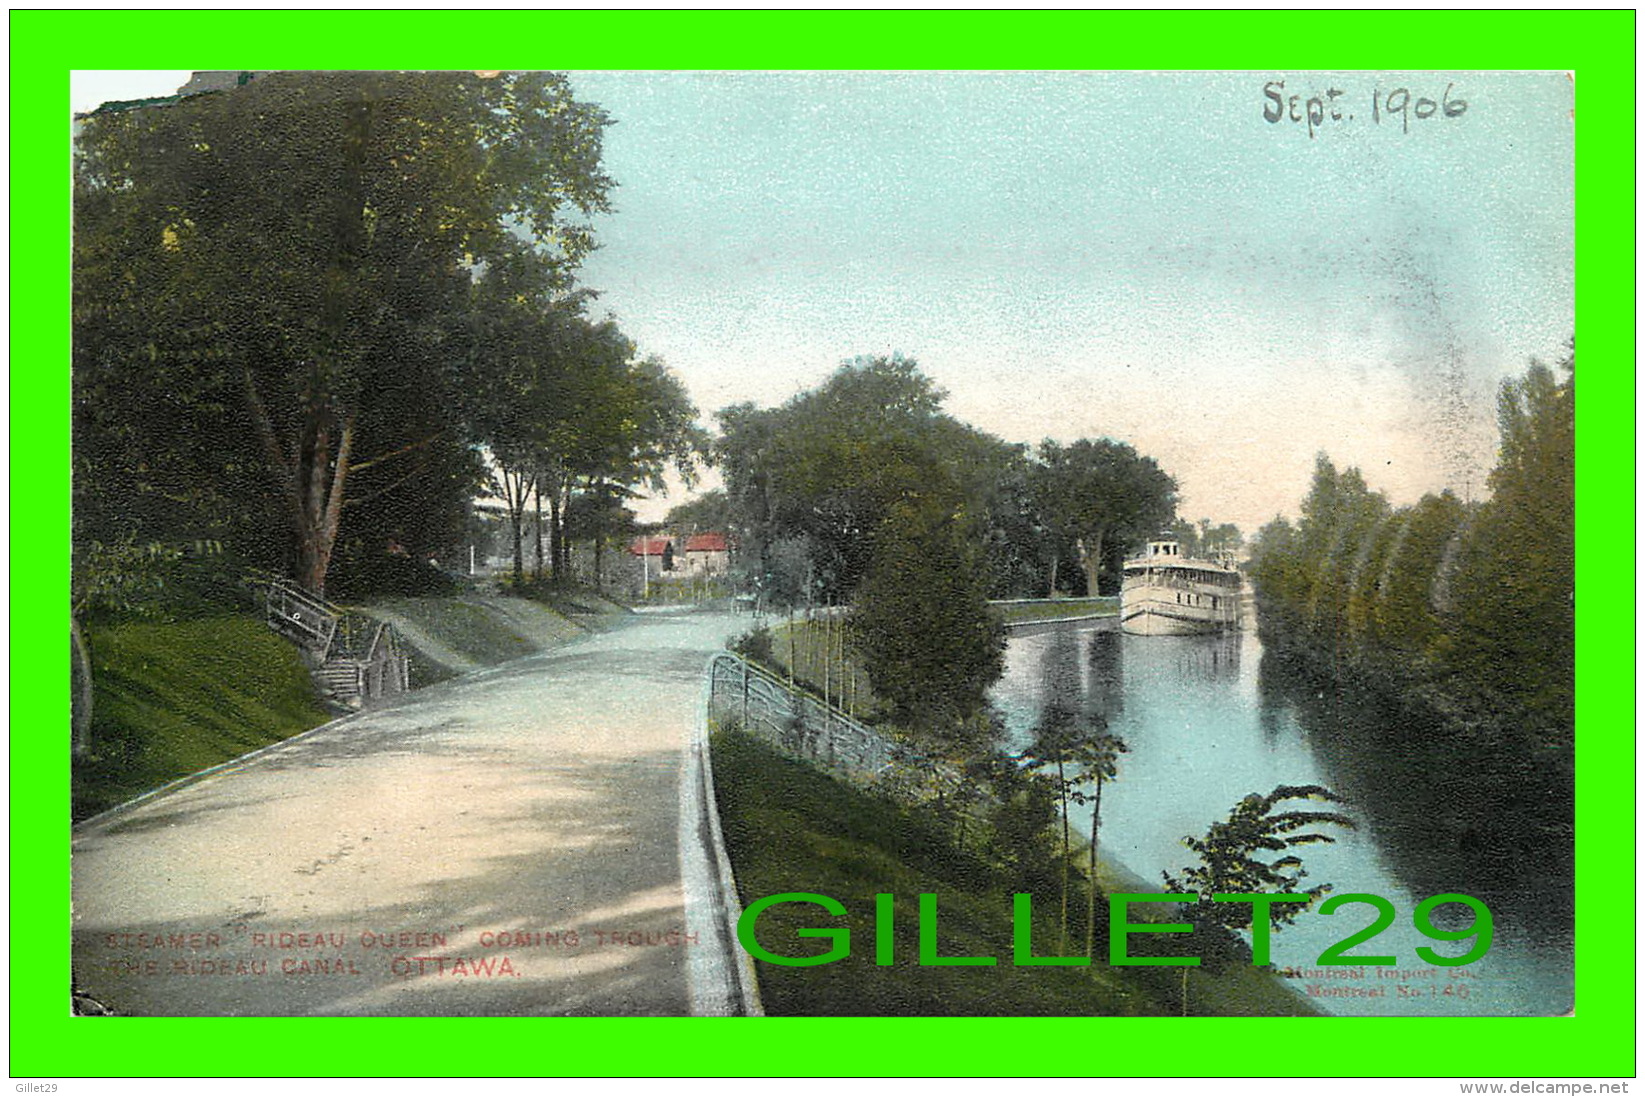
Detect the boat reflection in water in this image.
<box><xmin>991</xmin><ymin>619</ymin><xmax>1574</xmax><ymax>1016</ymax></box>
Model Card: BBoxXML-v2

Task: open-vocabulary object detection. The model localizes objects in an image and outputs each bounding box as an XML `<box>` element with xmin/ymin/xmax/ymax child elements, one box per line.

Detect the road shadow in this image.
<box><xmin>72</xmin><ymin>746</ymin><xmax>704</xmax><ymax>1016</ymax></box>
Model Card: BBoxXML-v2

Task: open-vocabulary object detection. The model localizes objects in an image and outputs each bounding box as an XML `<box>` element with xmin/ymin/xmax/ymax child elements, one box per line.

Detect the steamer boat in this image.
<box><xmin>1119</xmin><ymin>536</ymin><xmax>1243</xmax><ymax>636</ymax></box>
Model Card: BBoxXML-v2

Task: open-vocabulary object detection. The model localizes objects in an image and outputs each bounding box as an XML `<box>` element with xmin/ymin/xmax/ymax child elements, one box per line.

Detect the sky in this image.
<box><xmin>72</xmin><ymin>70</ymin><xmax>1576</xmax><ymax>532</ymax></box>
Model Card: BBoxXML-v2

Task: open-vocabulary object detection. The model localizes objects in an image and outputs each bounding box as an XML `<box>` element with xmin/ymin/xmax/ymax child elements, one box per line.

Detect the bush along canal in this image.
<box><xmin>990</xmin><ymin>619</ymin><xmax>1574</xmax><ymax>1016</ymax></box>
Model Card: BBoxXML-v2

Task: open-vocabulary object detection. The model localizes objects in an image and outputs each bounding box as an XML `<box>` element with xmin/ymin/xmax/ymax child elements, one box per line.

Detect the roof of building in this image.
<box><xmin>629</xmin><ymin>536</ymin><xmax>673</xmax><ymax>557</ymax></box>
<box><xmin>684</xmin><ymin>532</ymin><xmax>729</xmax><ymax>553</ymax></box>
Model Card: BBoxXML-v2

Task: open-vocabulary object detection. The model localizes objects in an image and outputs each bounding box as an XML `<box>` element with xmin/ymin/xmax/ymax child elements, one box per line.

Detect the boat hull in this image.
<box><xmin>1119</xmin><ymin>576</ymin><xmax>1242</xmax><ymax>636</ymax></box>
<box><xmin>1119</xmin><ymin>597</ymin><xmax>1237</xmax><ymax>636</ymax></box>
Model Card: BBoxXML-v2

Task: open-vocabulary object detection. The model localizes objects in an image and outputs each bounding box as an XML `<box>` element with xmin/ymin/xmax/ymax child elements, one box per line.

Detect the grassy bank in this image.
<box><xmin>74</xmin><ymin>615</ymin><xmax>332</xmax><ymax>821</ymax></box>
<box><xmin>751</xmin><ymin>602</ymin><xmax>1118</xmax><ymax>724</ymax></box>
<box><xmin>752</xmin><ymin>616</ymin><xmax>881</xmax><ymax>721</ymax></box>
<box><xmin>993</xmin><ymin>597</ymin><xmax>1118</xmax><ymax>626</ymax></box>
<box><xmin>711</xmin><ymin>726</ymin><xmax>1318</xmax><ymax>1017</ymax></box>
<box><xmin>361</xmin><ymin>595</ymin><xmax>566</xmax><ymax>684</ymax></box>
<box><xmin>74</xmin><ymin>587</ymin><xmax>627</xmax><ymax>820</ymax></box>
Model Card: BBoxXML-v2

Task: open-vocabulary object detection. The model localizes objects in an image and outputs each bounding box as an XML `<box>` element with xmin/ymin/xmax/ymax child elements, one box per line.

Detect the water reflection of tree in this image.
<box><xmin>1167</xmin><ymin>632</ymin><xmax>1243</xmax><ymax>685</ymax></box>
<box><xmin>1025</xmin><ymin>627</ymin><xmax>1129</xmax><ymax>957</ymax></box>
<box><xmin>1257</xmin><ymin>648</ymin><xmax>1573</xmax><ymax>946</ymax></box>
<box><xmin>1025</xmin><ymin>627</ymin><xmax>1089</xmax><ymax>947</ymax></box>
<box><xmin>1084</xmin><ymin>630</ymin><xmax>1125</xmax><ymax>723</ymax></box>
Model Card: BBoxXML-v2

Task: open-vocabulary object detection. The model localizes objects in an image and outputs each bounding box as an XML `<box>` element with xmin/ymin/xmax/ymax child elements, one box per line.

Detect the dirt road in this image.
<box><xmin>71</xmin><ymin>607</ymin><xmax>748</xmax><ymax>1016</ymax></box>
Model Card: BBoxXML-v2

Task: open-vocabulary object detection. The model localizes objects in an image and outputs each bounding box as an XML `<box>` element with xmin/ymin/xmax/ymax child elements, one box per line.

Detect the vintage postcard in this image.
<box><xmin>38</xmin><ymin>17</ymin><xmax>1621</xmax><ymax>1082</ymax></box>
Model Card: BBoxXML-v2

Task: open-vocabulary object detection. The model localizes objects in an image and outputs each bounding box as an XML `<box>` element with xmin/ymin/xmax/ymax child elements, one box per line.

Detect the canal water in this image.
<box><xmin>991</xmin><ymin>620</ymin><xmax>1575</xmax><ymax>1016</ymax></box>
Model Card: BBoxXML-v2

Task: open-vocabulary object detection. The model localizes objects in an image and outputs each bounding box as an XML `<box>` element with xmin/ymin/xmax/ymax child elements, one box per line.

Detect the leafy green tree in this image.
<box><xmin>848</xmin><ymin>494</ymin><xmax>1007</xmax><ymax>751</ymax></box>
<box><xmin>565</xmin><ymin>481</ymin><xmax>640</xmax><ymax>590</ymax></box>
<box><xmin>1268</xmin><ymin>454</ymin><xmax>1393</xmax><ymax>652</ymax></box>
<box><xmin>717</xmin><ymin>355</ymin><xmax>1015</xmax><ymax>605</ymax></box>
<box><xmin>1440</xmin><ymin>349</ymin><xmax>1575</xmax><ymax>735</ymax></box>
<box><xmin>1363</xmin><ymin>490</ymin><xmax>1467</xmax><ymax>667</ymax></box>
<box><xmin>1166</xmin><ymin>518</ymin><xmax>1243</xmax><ymax>560</ymax></box>
<box><xmin>975</xmin><ymin>448</ymin><xmax>1051</xmax><ymax>598</ymax></box>
<box><xmin>1164</xmin><ymin>784</ymin><xmax>1355</xmax><ymax>966</ymax></box>
<box><xmin>1017</xmin><ymin>626</ymin><xmax>1113</xmax><ymax>948</ymax></box>
<box><xmin>1021</xmin><ymin>695</ymin><xmax>1084</xmax><ymax>947</ymax></box>
<box><xmin>536</xmin><ymin>324</ymin><xmax>706</xmax><ymax>582</ymax></box>
<box><xmin>980</xmin><ymin>753</ymin><xmax>1061</xmax><ymax>895</ymax></box>
<box><xmin>462</xmin><ymin>246</ymin><xmax>576</xmax><ymax>585</ymax></box>
<box><xmin>1030</xmin><ymin>439</ymin><xmax>1177</xmax><ymax>597</ymax></box>
<box><xmin>666</xmin><ymin>489</ymin><xmax>735</xmax><ymax>536</ymax></box>
<box><xmin>466</xmin><ymin>276</ymin><xmax>704</xmax><ymax>588</ymax></box>
<box><xmin>74</xmin><ymin>71</ymin><xmax>613</xmax><ymax>596</ymax></box>
<box><xmin>1074</xmin><ymin>728</ymin><xmax>1128</xmax><ymax>958</ymax></box>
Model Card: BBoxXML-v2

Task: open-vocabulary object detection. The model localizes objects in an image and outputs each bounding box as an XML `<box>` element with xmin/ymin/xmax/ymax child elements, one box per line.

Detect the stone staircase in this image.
<box><xmin>265</xmin><ymin>579</ymin><xmax>409</xmax><ymax>709</ymax></box>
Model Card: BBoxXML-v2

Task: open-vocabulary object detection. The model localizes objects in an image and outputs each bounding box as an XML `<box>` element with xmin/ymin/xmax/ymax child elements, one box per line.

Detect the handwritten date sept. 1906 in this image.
<box><xmin>1263</xmin><ymin>80</ymin><xmax>1467</xmax><ymax>138</ymax></box>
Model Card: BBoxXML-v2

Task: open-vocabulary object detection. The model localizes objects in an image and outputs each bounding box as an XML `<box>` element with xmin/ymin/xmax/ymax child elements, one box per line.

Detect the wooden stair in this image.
<box><xmin>265</xmin><ymin>579</ymin><xmax>410</xmax><ymax>709</ymax></box>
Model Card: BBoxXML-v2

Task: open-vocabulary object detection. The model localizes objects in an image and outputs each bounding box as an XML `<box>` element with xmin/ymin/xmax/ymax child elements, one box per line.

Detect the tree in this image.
<box><xmin>1021</xmin><ymin>694</ymin><xmax>1084</xmax><ymax>948</ymax></box>
<box><xmin>1163</xmin><ymin>784</ymin><xmax>1355</xmax><ymax>968</ymax></box>
<box><xmin>74</xmin><ymin>71</ymin><xmax>614</xmax><ymax>596</ymax></box>
<box><xmin>533</xmin><ymin>322</ymin><xmax>706</xmax><ymax>582</ymax></box>
<box><xmin>1022</xmin><ymin>683</ymin><xmax>1128</xmax><ymax>958</ymax></box>
<box><xmin>1017</xmin><ymin>625</ymin><xmax>1110</xmax><ymax>949</ymax></box>
<box><xmin>981</xmin><ymin>753</ymin><xmax>1061</xmax><ymax>895</ymax></box>
<box><xmin>665</xmin><ymin>489</ymin><xmax>735</xmax><ymax>536</ymax></box>
<box><xmin>1440</xmin><ymin>348</ymin><xmax>1575</xmax><ymax>734</ymax></box>
<box><xmin>463</xmin><ymin>246</ymin><xmax>576</xmax><ymax>586</ymax></box>
<box><xmin>465</xmin><ymin>267</ymin><xmax>705</xmax><ymax>589</ymax></box>
<box><xmin>1166</xmin><ymin>518</ymin><xmax>1243</xmax><ymax>560</ymax></box>
<box><xmin>848</xmin><ymin>494</ymin><xmax>1006</xmax><ymax>750</ymax></box>
<box><xmin>564</xmin><ymin>481</ymin><xmax>640</xmax><ymax>590</ymax></box>
<box><xmin>1030</xmin><ymin>439</ymin><xmax>1178</xmax><ymax>597</ymax></box>
<box><xmin>717</xmin><ymin>355</ymin><xmax>1016</xmax><ymax>606</ymax></box>
<box><xmin>1074</xmin><ymin>728</ymin><xmax>1128</xmax><ymax>958</ymax></box>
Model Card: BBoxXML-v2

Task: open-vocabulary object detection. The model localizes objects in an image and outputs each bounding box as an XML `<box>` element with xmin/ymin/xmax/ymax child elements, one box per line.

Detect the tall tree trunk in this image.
<box><xmin>299</xmin><ymin>415</ymin><xmax>355</xmax><ymax>597</ymax></box>
<box><xmin>1079</xmin><ymin>528</ymin><xmax>1106</xmax><ymax>598</ymax></box>
<box><xmin>533</xmin><ymin>488</ymin><xmax>544</xmax><ymax>583</ymax></box>
<box><xmin>1048</xmin><ymin>553</ymin><xmax>1060</xmax><ymax>599</ymax></box>
<box><xmin>555</xmin><ymin>481</ymin><xmax>573</xmax><ymax>580</ymax></box>
<box><xmin>547</xmin><ymin>485</ymin><xmax>562</xmax><ymax>582</ymax></box>
<box><xmin>1058</xmin><ymin>757</ymin><xmax>1070</xmax><ymax>947</ymax></box>
<box><xmin>1086</xmin><ymin>777</ymin><xmax>1104</xmax><ymax>958</ymax></box>
<box><xmin>498</xmin><ymin>466</ymin><xmax>532</xmax><ymax>590</ymax></box>
<box><xmin>512</xmin><ymin>513</ymin><xmax>524</xmax><ymax>588</ymax></box>
<box><xmin>247</xmin><ymin>373</ymin><xmax>355</xmax><ymax>599</ymax></box>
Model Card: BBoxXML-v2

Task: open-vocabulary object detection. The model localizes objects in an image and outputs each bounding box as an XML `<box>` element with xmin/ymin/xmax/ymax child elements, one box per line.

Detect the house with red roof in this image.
<box><xmin>682</xmin><ymin>532</ymin><xmax>730</xmax><ymax>576</ymax></box>
<box><xmin>628</xmin><ymin>535</ymin><xmax>677</xmax><ymax>572</ymax></box>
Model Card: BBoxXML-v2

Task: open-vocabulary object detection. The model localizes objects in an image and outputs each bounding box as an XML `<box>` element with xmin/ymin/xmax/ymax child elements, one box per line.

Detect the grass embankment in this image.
<box><xmin>633</xmin><ymin>575</ymin><xmax>731</xmax><ymax>606</ymax></box>
<box><xmin>993</xmin><ymin>597</ymin><xmax>1118</xmax><ymax>626</ymax></box>
<box><xmin>75</xmin><ymin>586</ymin><xmax>629</xmax><ymax>820</ymax></box>
<box><xmin>756</xmin><ymin>616</ymin><xmax>880</xmax><ymax>720</ymax></box>
<box><xmin>75</xmin><ymin>615</ymin><xmax>332</xmax><ymax>821</ymax></box>
<box><xmin>363</xmin><ymin>588</ymin><xmax>631</xmax><ymax>684</ymax></box>
<box><xmin>755</xmin><ymin>602</ymin><xmax>1119</xmax><ymax>720</ymax></box>
<box><xmin>712</xmin><ymin>727</ymin><xmax>1318</xmax><ymax>1017</ymax></box>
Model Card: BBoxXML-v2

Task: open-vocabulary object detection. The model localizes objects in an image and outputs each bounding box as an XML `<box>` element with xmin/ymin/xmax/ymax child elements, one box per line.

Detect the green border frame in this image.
<box><xmin>14</xmin><ymin>9</ymin><xmax>1634</xmax><ymax>1080</ymax></box>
